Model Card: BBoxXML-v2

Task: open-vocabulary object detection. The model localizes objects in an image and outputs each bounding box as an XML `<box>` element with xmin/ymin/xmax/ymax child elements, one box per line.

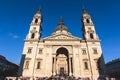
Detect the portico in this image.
<box><xmin>52</xmin><ymin>47</ymin><xmax>73</xmax><ymax>76</ymax></box>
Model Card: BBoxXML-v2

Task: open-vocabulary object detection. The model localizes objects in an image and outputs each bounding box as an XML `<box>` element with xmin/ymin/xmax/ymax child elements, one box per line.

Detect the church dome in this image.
<box><xmin>54</xmin><ymin>18</ymin><xmax>69</xmax><ymax>32</ymax></box>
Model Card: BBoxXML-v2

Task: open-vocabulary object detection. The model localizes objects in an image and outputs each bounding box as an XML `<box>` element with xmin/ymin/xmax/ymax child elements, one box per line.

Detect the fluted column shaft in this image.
<box><xmin>69</xmin><ymin>57</ymin><xmax>72</xmax><ymax>76</ymax></box>
<box><xmin>53</xmin><ymin>57</ymin><xmax>56</xmax><ymax>75</ymax></box>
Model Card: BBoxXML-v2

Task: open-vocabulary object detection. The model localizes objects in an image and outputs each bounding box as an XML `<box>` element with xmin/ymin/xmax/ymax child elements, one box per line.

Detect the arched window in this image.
<box><xmin>25</xmin><ymin>61</ymin><xmax>29</xmax><ymax>69</ymax></box>
<box><xmin>31</xmin><ymin>33</ymin><xmax>35</xmax><ymax>39</ymax></box>
<box><xmin>86</xmin><ymin>19</ymin><xmax>90</xmax><ymax>23</ymax></box>
<box><xmin>39</xmin><ymin>49</ymin><xmax>42</xmax><ymax>54</ymax></box>
<box><xmin>82</xmin><ymin>49</ymin><xmax>86</xmax><ymax>54</ymax></box>
<box><xmin>28</xmin><ymin>48</ymin><xmax>32</xmax><ymax>53</ymax></box>
<box><xmin>37</xmin><ymin>62</ymin><xmax>40</xmax><ymax>69</ymax></box>
<box><xmin>93</xmin><ymin>49</ymin><xmax>97</xmax><ymax>54</ymax></box>
<box><xmin>90</xmin><ymin>33</ymin><xmax>94</xmax><ymax>39</ymax></box>
<box><xmin>84</xmin><ymin>62</ymin><xmax>88</xmax><ymax>69</ymax></box>
<box><xmin>35</xmin><ymin>19</ymin><xmax>38</xmax><ymax>23</ymax></box>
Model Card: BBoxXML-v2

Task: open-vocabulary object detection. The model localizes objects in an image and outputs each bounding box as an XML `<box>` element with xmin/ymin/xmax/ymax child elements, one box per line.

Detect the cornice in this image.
<box><xmin>43</xmin><ymin>38</ymin><xmax>81</xmax><ymax>41</ymax></box>
<box><xmin>81</xmin><ymin>39</ymin><xmax>101</xmax><ymax>42</ymax></box>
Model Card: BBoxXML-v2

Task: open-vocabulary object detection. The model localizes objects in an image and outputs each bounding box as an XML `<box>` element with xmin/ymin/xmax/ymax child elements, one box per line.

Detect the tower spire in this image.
<box><xmin>59</xmin><ymin>16</ymin><xmax>64</xmax><ymax>25</ymax></box>
<box><xmin>53</xmin><ymin>17</ymin><xmax>69</xmax><ymax>33</ymax></box>
<box><xmin>82</xmin><ymin>7</ymin><xmax>87</xmax><ymax>14</ymax></box>
<box><xmin>37</xmin><ymin>7</ymin><xmax>41</xmax><ymax>14</ymax></box>
<box><xmin>81</xmin><ymin>8</ymin><xmax>99</xmax><ymax>40</ymax></box>
<box><xmin>26</xmin><ymin>8</ymin><xmax>43</xmax><ymax>40</ymax></box>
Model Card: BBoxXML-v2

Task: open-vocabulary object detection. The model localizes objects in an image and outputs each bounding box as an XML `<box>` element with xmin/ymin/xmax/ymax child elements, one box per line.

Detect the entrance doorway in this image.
<box><xmin>56</xmin><ymin>47</ymin><xmax>69</xmax><ymax>75</ymax></box>
<box><xmin>60</xmin><ymin>67</ymin><xmax>64</xmax><ymax>75</ymax></box>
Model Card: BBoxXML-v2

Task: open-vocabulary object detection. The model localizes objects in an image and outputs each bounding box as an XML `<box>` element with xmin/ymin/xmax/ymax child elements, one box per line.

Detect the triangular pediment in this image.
<box><xmin>44</xmin><ymin>33</ymin><xmax>81</xmax><ymax>41</ymax></box>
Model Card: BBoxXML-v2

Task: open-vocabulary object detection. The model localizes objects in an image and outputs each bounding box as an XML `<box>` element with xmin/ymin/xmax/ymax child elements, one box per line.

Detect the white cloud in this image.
<box><xmin>13</xmin><ymin>35</ymin><xmax>19</xmax><ymax>39</ymax></box>
<box><xmin>8</xmin><ymin>33</ymin><xmax>19</xmax><ymax>39</ymax></box>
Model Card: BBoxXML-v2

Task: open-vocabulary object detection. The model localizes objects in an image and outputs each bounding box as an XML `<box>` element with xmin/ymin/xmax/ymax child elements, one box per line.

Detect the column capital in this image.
<box><xmin>53</xmin><ymin>55</ymin><xmax>56</xmax><ymax>57</ymax></box>
<box><xmin>52</xmin><ymin>53</ymin><xmax>56</xmax><ymax>55</ymax></box>
<box><xmin>69</xmin><ymin>55</ymin><xmax>72</xmax><ymax>58</ymax></box>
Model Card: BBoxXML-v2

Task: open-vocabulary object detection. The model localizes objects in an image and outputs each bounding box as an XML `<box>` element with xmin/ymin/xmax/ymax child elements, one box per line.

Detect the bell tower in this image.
<box><xmin>82</xmin><ymin>8</ymin><xmax>99</xmax><ymax>40</ymax></box>
<box><xmin>26</xmin><ymin>8</ymin><xmax>42</xmax><ymax>40</ymax></box>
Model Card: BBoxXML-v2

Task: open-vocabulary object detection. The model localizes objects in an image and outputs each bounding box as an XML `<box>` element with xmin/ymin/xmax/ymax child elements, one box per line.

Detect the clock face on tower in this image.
<box><xmin>30</xmin><ymin>29</ymin><xmax>37</xmax><ymax>33</ymax></box>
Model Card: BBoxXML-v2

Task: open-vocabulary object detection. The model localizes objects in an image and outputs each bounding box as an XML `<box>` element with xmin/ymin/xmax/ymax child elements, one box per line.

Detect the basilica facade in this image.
<box><xmin>18</xmin><ymin>9</ymin><xmax>106</xmax><ymax>80</ymax></box>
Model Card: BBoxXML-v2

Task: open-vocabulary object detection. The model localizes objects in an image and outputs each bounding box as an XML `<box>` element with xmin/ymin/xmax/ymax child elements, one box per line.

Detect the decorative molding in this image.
<box><xmin>76</xmin><ymin>54</ymin><xmax>79</xmax><ymax>56</ymax></box>
<box><xmin>45</xmin><ymin>45</ymin><xmax>51</xmax><ymax>48</ymax></box>
<box><xmin>87</xmin><ymin>30</ymin><xmax>94</xmax><ymax>33</ymax></box>
<box><xmin>25</xmin><ymin>57</ymin><xmax>31</xmax><ymax>60</ymax></box>
<box><xmin>30</xmin><ymin>29</ymin><xmax>37</xmax><ymax>33</ymax></box>
<box><xmin>44</xmin><ymin>34</ymin><xmax>81</xmax><ymax>41</ymax></box>
<box><xmin>83</xmin><ymin>59</ymin><xmax>88</xmax><ymax>61</ymax></box>
<box><xmin>36</xmin><ymin>58</ymin><xmax>42</xmax><ymax>60</ymax></box>
<box><xmin>73</xmin><ymin>45</ymin><xmax>78</xmax><ymax>48</ymax></box>
<box><xmin>30</xmin><ymin>41</ymin><xmax>33</xmax><ymax>44</ymax></box>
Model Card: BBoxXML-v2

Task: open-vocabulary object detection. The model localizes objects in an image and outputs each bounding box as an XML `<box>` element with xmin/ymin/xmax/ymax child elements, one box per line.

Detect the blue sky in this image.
<box><xmin>0</xmin><ymin>0</ymin><xmax>120</xmax><ymax>64</ymax></box>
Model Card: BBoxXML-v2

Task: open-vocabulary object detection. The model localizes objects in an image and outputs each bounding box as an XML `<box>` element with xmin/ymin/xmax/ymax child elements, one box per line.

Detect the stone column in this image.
<box><xmin>53</xmin><ymin>57</ymin><xmax>56</xmax><ymax>75</ymax></box>
<box><xmin>52</xmin><ymin>57</ymin><xmax>54</xmax><ymax>75</ymax></box>
<box><xmin>69</xmin><ymin>57</ymin><xmax>72</xmax><ymax>76</ymax></box>
<box><xmin>18</xmin><ymin>78</ymin><xmax>21</xmax><ymax>80</ymax></box>
<box><xmin>30</xmin><ymin>78</ymin><xmax>33</xmax><ymax>80</ymax></box>
<box><xmin>34</xmin><ymin>77</ymin><xmax>36</xmax><ymax>80</ymax></box>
